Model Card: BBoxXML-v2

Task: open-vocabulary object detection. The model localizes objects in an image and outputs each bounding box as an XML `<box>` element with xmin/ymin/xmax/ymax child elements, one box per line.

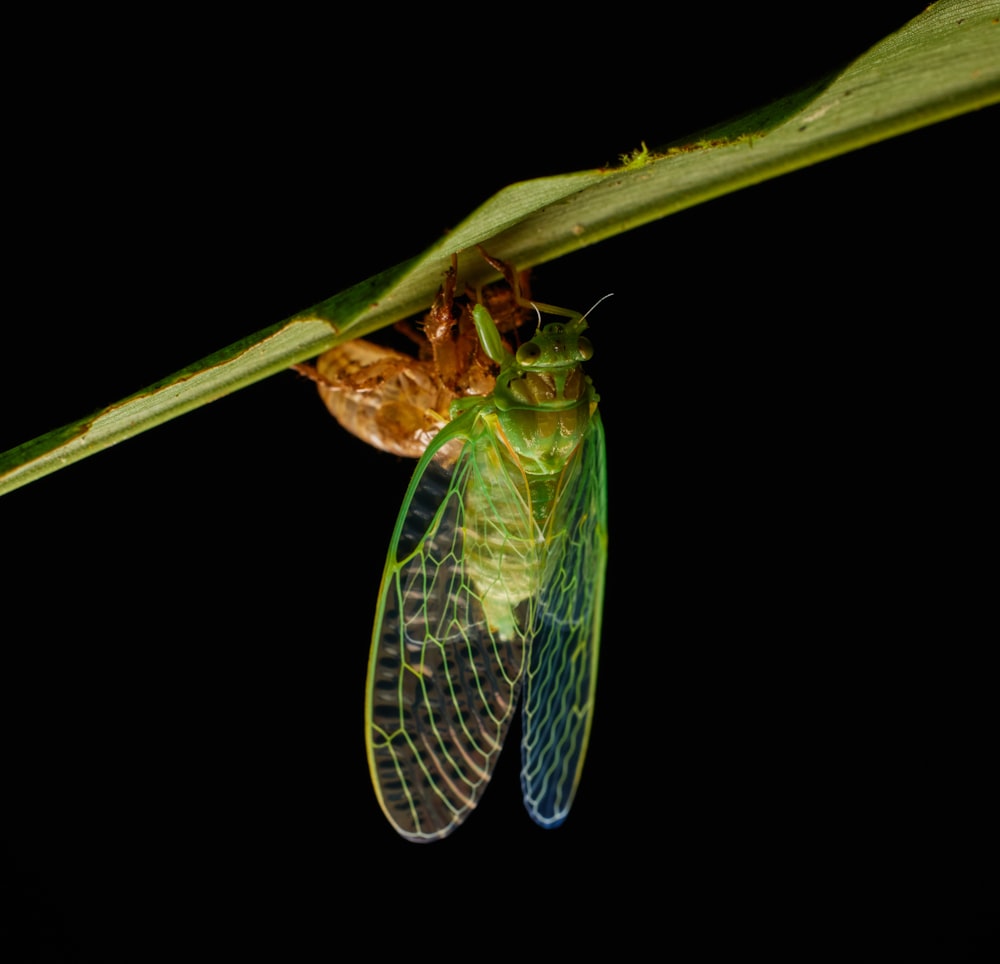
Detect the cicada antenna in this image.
<box><xmin>529</xmin><ymin>292</ymin><xmax>614</xmax><ymax>330</ymax></box>
<box><xmin>581</xmin><ymin>292</ymin><xmax>614</xmax><ymax>321</ymax></box>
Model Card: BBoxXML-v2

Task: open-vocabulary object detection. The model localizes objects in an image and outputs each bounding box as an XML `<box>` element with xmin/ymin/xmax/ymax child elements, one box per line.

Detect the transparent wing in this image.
<box><xmin>365</xmin><ymin>410</ymin><xmax>539</xmax><ymax>842</ymax></box>
<box><xmin>520</xmin><ymin>412</ymin><xmax>608</xmax><ymax>828</ymax></box>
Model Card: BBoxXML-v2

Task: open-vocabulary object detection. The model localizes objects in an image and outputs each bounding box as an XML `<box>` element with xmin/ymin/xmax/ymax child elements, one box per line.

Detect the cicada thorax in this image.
<box><xmin>296</xmin><ymin>257</ymin><xmax>532</xmax><ymax>458</ymax></box>
<box><xmin>458</xmin><ymin>312</ymin><xmax>599</xmax><ymax>634</ymax></box>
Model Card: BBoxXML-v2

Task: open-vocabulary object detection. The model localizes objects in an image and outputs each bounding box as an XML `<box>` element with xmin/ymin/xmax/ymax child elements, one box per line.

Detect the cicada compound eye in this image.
<box><xmin>516</xmin><ymin>342</ymin><xmax>542</xmax><ymax>366</ymax></box>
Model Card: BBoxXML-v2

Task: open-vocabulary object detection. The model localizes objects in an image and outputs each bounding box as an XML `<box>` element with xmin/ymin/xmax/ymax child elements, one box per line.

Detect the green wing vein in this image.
<box><xmin>365</xmin><ymin>411</ymin><xmax>536</xmax><ymax>842</ymax></box>
<box><xmin>520</xmin><ymin>413</ymin><xmax>607</xmax><ymax>827</ymax></box>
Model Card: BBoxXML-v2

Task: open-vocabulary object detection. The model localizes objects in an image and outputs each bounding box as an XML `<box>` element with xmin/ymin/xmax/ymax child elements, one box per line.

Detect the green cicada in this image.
<box><xmin>366</xmin><ymin>292</ymin><xmax>608</xmax><ymax>842</ymax></box>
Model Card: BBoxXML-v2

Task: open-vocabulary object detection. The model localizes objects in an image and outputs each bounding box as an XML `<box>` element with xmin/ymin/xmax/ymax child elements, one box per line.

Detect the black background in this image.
<box><xmin>3</xmin><ymin>6</ymin><xmax>997</xmax><ymax>961</ymax></box>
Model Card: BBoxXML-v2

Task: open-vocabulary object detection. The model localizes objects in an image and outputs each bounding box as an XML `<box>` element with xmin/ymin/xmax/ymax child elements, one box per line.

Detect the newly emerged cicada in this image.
<box><xmin>300</xmin><ymin>256</ymin><xmax>609</xmax><ymax>842</ymax></box>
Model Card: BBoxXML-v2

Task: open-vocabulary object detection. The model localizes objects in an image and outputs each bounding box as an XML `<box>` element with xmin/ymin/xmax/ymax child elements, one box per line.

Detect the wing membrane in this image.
<box><xmin>520</xmin><ymin>413</ymin><xmax>608</xmax><ymax>827</ymax></box>
<box><xmin>366</xmin><ymin>410</ymin><xmax>538</xmax><ymax>842</ymax></box>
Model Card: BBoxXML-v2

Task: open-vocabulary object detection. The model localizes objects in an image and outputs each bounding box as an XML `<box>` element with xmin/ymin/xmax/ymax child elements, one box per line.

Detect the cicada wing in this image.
<box><xmin>520</xmin><ymin>412</ymin><xmax>608</xmax><ymax>828</ymax></box>
<box><xmin>365</xmin><ymin>410</ymin><xmax>537</xmax><ymax>842</ymax></box>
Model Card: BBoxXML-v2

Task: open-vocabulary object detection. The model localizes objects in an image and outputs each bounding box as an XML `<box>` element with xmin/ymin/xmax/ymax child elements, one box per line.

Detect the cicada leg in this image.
<box><xmin>472</xmin><ymin>247</ymin><xmax>534</xmax><ymax>339</ymax></box>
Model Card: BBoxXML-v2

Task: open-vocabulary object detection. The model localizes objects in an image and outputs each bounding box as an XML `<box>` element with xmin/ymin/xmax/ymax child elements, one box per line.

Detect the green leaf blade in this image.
<box><xmin>2</xmin><ymin>0</ymin><xmax>996</xmax><ymax>496</ymax></box>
